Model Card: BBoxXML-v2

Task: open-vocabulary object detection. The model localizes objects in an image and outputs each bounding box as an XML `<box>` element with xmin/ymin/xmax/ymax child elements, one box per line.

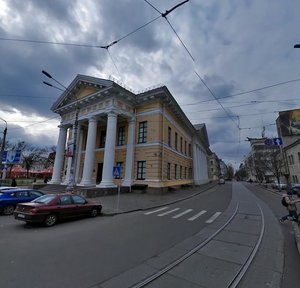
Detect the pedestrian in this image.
<box><xmin>280</xmin><ymin>187</ymin><xmax>300</xmax><ymax>223</ymax></box>
<box><xmin>11</xmin><ymin>178</ymin><xmax>17</xmax><ymax>187</ymax></box>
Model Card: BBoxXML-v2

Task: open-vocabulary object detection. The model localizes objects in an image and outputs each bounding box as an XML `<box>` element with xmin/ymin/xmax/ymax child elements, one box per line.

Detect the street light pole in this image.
<box><xmin>0</xmin><ymin>118</ymin><xmax>7</xmax><ymax>183</ymax></box>
<box><xmin>42</xmin><ymin>71</ymin><xmax>79</xmax><ymax>191</ymax></box>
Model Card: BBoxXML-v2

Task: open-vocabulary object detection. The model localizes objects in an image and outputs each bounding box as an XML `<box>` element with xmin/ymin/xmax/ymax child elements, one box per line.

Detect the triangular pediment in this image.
<box><xmin>51</xmin><ymin>75</ymin><xmax>113</xmax><ymax>111</ymax></box>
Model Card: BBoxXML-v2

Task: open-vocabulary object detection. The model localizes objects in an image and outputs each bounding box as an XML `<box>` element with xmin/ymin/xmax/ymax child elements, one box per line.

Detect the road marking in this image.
<box><xmin>205</xmin><ymin>212</ymin><xmax>222</xmax><ymax>223</ymax></box>
<box><xmin>144</xmin><ymin>207</ymin><xmax>169</xmax><ymax>215</ymax></box>
<box><xmin>172</xmin><ymin>209</ymin><xmax>193</xmax><ymax>219</ymax></box>
<box><xmin>158</xmin><ymin>208</ymin><xmax>180</xmax><ymax>216</ymax></box>
<box><xmin>188</xmin><ymin>210</ymin><xmax>207</xmax><ymax>221</ymax></box>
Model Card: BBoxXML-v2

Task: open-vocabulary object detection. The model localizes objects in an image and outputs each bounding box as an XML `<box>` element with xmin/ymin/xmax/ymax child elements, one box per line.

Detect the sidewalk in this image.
<box><xmin>91</xmin><ymin>182</ymin><xmax>217</xmax><ymax>216</ymax></box>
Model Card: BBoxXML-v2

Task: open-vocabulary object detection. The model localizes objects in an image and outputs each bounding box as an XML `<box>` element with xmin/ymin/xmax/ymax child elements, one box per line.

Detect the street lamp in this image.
<box><xmin>0</xmin><ymin>117</ymin><xmax>7</xmax><ymax>183</ymax></box>
<box><xmin>42</xmin><ymin>70</ymin><xmax>79</xmax><ymax>191</ymax></box>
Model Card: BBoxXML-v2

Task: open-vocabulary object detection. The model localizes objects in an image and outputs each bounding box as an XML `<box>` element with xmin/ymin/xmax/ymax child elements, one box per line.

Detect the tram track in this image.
<box><xmin>131</xmin><ymin>200</ymin><xmax>265</xmax><ymax>288</ymax></box>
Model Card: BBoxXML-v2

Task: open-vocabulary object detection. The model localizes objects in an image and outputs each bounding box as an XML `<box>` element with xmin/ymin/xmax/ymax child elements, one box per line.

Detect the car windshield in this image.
<box><xmin>32</xmin><ymin>194</ymin><xmax>56</xmax><ymax>204</ymax></box>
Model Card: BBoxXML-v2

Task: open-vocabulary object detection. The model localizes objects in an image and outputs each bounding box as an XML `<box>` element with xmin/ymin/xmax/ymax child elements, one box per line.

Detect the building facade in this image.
<box><xmin>49</xmin><ymin>75</ymin><xmax>210</xmax><ymax>191</ymax></box>
<box><xmin>276</xmin><ymin>108</ymin><xmax>300</xmax><ymax>184</ymax></box>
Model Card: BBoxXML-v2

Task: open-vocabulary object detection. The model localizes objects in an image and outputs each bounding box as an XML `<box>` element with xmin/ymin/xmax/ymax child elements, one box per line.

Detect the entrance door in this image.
<box><xmin>96</xmin><ymin>163</ymin><xmax>103</xmax><ymax>184</ymax></box>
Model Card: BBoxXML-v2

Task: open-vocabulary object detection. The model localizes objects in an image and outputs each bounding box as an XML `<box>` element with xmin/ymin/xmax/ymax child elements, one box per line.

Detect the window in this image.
<box><xmin>100</xmin><ymin>130</ymin><xmax>106</xmax><ymax>148</ymax></box>
<box><xmin>188</xmin><ymin>144</ymin><xmax>192</xmax><ymax>157</ymax></box>
<box><xmin>298</xmin><ymin>152</ymin><xmax>300</xmax><ymax>163</ymax></box>
<box><xmin>117</xmin><ymin>126</ymin><xmax>125</xmax><ymax>146</ymax></box>
<box><xmin>185</xmin><ymin>167</ymin><xmax>187</xmax><ymax>179</ymax></box>
<box><xmin>59</xmin><ymin>195</ymin><xmax>72</xmax><ymax>205</ymax></box>
<box><xmin>29</xmin><ymin>191</ymin><xmax>43</xmax><ymax>197</ymax></box>
<box><xmin>175</xmin><ymin>132</ymin><xmax>178</xmax><ymax>150</ymax></box>
<box><xmin>137</xmin><ymin>161</ymin><xmax>146</xmax><ymax>180</ymax></box>
<box><xmin>138</xmin><ymin>121</ymin><xmax>147</xmax><ymax>143</ymax></box>
<box><xmin>167</xmin><ymin>163</ymin><xmax>171</xmax><ymax>180</ymax></box>
<box><xmin>17</xmin><ymin>191</ymin><xmax>29</xmax><ymax>197</ymax></box>
<box><xmin>168</xmin><ymin>127</ymin><xmax>171</xmax><ymax>146</ymax></box>
<box><xmin>72</xmin><ymin>195</ymin><xmax>86</xmax><ymax>204</ymax></box>
<box><xmin>291</xmin><ymin>155</ymin><xmax>294</xmax><ymax>164</ymax></box>
<box><xmin>185</xmin><ymin>141</ymin><xmax>187</xmax><ymax>155</ymax></box>
<box><xmin>175</xmin><ymin>164</ymin><xmax>178</xmax><ymax>179</ymax></box>
<box><xmin>180</xmin><ymin>166</ymin><xmax>182</xmax><ymax>179</ymax></box>
<box><xmin>180</xmin><ymin>137</ymin><xmax>183</xmax><ymax>153</ymax></box>
<box><xmin>116</xmin><ymin>162</ymin><xmax>123</xmax><ymax>178</ymax></box>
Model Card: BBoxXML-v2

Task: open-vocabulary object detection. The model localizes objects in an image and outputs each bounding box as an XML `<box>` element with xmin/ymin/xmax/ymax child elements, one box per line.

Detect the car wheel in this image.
<box><xmin>44</xmin><ymin>214</ymin><xmax>57</xmax><ymax>227</ymax></box>
<box><xmin>91</xmin><ymin>208</ymin><xmax>98</xmax><ymax>217</ymax></box>
<box><xmin>3</xmin><ymin>205</ymin><xmax>15</xmax><ymax>215</ymax></box>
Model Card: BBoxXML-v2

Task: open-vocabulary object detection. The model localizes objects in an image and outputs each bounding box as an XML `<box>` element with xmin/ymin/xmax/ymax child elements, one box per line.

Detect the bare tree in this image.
<box><xmin>21</xmin><ymin>145</ymin><xmax>44</xmax><ymax>178</ymax></box>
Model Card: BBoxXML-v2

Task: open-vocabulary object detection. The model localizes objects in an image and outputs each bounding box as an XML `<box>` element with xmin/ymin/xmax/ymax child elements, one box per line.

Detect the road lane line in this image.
<box><xmin>144</xmin><ymin>207</ymin><xmax>169</xmax><ymax>215</ymax></box>
<box><xmin>188</xmin><ymin>210</ymin><xmax>207</xmax><ymax>221</ymax></box>
<box><xmin>172</xmin><ymin>209</ymin><xmax>193</xmax><ymax>219</ymax></box>
<box><xmin>158</xmin><ymin>208</ymin><xmax>180</xmax><ymax>216</ymax></box>
<box><xmin>205</xmin><ymin>212</ymin><xmax>222</xmax><ymax>223</ymax></box>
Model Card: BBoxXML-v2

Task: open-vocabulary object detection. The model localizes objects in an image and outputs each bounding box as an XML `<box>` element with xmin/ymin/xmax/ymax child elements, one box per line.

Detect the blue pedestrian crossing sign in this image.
<box><xmin>113</xmin><ymin>166</ymin><xmax>121</xmax><ymax>178</ymax></box>
<box><xmin>264</xmin><ymin>138</ymin><xmax>283</xmax><ymax>146</ymax></box>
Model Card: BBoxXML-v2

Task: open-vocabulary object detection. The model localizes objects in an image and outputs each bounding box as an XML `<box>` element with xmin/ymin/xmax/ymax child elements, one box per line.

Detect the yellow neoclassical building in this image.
<box><xmin>49</xmin><ymin>75</ymin><xmax>210</xmax><ymax>192</ymax></box>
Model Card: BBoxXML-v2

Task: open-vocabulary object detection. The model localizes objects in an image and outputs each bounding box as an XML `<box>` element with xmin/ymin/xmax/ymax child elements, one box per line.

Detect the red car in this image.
<box><xmin>14</xmin><ymin>193</ymin><xmax>102</xmax><ymax>227</ymax></box>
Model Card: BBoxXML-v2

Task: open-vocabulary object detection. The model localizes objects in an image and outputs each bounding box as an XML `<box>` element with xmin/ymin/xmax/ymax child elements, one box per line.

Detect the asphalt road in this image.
<box><xmin>0</xmin><ymin>184</ymin><xmax>231</xmax><ymax>288</ymax></box>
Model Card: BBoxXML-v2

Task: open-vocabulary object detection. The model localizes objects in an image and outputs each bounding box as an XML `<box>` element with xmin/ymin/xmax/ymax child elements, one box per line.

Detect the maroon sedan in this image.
<box><xmin>14</xmin><ymin>193</ymin><xmax>102</xmax><ymax>227</ymax></box>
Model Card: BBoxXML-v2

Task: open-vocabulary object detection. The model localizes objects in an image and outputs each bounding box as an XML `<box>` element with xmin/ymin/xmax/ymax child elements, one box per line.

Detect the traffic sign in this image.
<box><xmin>264</xmin><ymin>138</ymin><xmax>282</xmax><ymax>146</ymax></box>
<box><xmin>273</xmin><ymin>137</ymin><xmax>283</xmax><ymax>146</ymax></box>
<box><xmin>113</xmin><ymin>166</ymin><xmax>121</xmax><ymax>178</ymax></box>
<box><xmin>264</xmin><ymin>139</ymin><xmax>273</xmax><ymax>146</ymax></box>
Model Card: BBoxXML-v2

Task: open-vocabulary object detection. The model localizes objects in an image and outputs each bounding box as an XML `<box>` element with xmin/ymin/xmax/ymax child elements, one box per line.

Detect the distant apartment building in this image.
<box><xmin>276</xmin><ymin>108</ymin><xmax>300</xmax><ymax>184</ymax></box>
<box><xmin>208</xmin><ymin>152</ymin><xmax>220</xmax><ymax>181</ymax></box>
<box><xmin>49</xmin><ymin>75</ymin><xmax>211</xmax><ymax>192</ymax></box>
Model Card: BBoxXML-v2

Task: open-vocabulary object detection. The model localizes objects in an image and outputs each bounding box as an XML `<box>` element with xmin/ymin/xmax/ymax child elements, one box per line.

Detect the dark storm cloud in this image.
<box><xmin>1</xmin><ymin>0</ymin><xmax>300</xmax><ymax>167</ymax></box>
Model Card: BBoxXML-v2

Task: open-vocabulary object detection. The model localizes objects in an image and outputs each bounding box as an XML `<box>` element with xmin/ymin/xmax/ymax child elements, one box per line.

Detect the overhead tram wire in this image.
<box><xmin>144</xmin><ymin>0</ymin><xmax>239</xmax><ymax>129</ymax></box>
<box><xmin>181</xmin><ymin>78</ymin><xmax>300</xmax><ymax>106</ymax></box>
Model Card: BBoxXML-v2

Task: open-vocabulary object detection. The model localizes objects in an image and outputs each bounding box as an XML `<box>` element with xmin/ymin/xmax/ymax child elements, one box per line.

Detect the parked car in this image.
<box><xmin>218</xmin><ymin>178</ymin><xmax>225</xmax><ymax>184</ymax></box>
<box><xmin>271</xmin><ymin>181</ymin><xmax>287</xmax><ymax>190</ymax></box>
<box><xmin>291</xmin><ymin>183</ymin><xmax>300</xmax><ymax>196</ymax></box>
<box><xmin>0</xmin><ymin>186</ymin><xmax>20</xmax><ymax>191</ymax></box>
<box><xmin>14</xmin><ymin>193</ymin><xmax>102</xmax><ymax>227</ymax></box>
<box><xmin>0</xmin><ymin>189</ymin><xmax>44</xmax><ymax>215</ymax></box>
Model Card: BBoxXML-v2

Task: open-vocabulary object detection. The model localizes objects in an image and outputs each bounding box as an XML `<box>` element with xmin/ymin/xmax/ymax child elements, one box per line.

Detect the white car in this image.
<box><xmin>271</xmin><ymin>181</ymin><xmax>287</xmax><ymax>189</ymax></box>
<box><xmin>218</xmin><ymin>178</ymin><xmax>225</xmax><ymax>184</ymax></box>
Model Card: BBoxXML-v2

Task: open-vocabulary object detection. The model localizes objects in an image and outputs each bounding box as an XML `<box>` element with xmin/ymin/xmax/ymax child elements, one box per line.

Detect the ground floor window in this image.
<box><xmin>167</xmin><ymin>163</ymin><xmax>171</xmax><ymax>180</ymax></box>
<box><xmin>137</xmin><ymin>161</ymin><xmax>146</xmax><ymax>180</ymax></box>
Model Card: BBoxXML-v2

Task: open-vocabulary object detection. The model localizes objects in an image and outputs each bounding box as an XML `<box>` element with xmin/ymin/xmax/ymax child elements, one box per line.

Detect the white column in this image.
<box><xmin>49</xmin><ymin>125</ymin><xmax>67</xmax><ymax>184</ymax></box>
<box><xmin>123</xmin><ymin>118</ymin><xmax>135</xmax><ymax>187</ymax></box>
<box><xmin>98</xmin><ymin>112</ymin><xmax>117</xmax><ymax>188</ymax></box>
<box><xmin>79</xmin><ymin>117</ymin><xmax>98</xmax><ymax>186</ymax></box>
<box><xmin>75</xmin><ymin>125</ymin><xmax>83</xmax><ymax>182</ymax></box>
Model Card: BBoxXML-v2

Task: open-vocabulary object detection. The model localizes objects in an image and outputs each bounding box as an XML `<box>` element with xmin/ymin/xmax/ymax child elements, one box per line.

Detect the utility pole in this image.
<box><xmin>42</xmin><ymin>70</ymin><xmax>79</xmax><ymax>191</ymax></box>
<box><xmin>0</xmin><ymin>118</ymin><xmax>7</xmax><ymax>183</ymax></box>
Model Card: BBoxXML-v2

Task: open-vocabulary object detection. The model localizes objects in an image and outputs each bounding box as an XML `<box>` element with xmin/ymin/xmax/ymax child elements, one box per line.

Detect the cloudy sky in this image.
<box><xmin>1</xmin><ymin>0</ymin><xmax>300</xmax><ymax>169</ymax></box>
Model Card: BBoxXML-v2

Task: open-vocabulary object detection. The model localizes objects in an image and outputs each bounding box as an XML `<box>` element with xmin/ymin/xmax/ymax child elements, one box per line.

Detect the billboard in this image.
<box><xmin>2</xmin><ymin>150</ymin><xmax>22</xmax><ymax>164</ymax></box>
<box><xmin>277</xmin><ymin>109</ymin><xmax>300</xmax><ymax>136</ymax></box>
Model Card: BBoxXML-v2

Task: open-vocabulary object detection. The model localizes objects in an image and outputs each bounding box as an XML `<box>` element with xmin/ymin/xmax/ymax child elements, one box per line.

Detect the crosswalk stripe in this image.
<box><xmin>172</xmin><ymin>209</ymin><xmax>193</xmax><ymax>219</ymax></box>
<box><xmin>144</xmin><ymin>207</ymin><xmax>169</xmax><ymax>215</ymax></box>
<box><xmin>158</xmin><ymin>208</ymin><xmax>180</xmax><ymax>216</ymax></box>
<box><xmin>205</xmin><ymin>212</ymin><xmax>222</xmax><ymax>223</ymax></box>
<box><xmin>188</xmin><ymin>210</ymin><xmax>207</xmax><ymax>221</ymax></box>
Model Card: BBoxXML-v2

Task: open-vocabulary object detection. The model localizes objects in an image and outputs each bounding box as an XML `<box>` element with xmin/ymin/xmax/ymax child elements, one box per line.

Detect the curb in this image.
<box><xmin>293</xmin><ymin>222</ymin><xmax>300</xmax><ymax>255</ymax></box>
<box><xmin>101</xmin><ymin>183</ymin><xmax>217</xmax><ymax>216</ymax></box>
